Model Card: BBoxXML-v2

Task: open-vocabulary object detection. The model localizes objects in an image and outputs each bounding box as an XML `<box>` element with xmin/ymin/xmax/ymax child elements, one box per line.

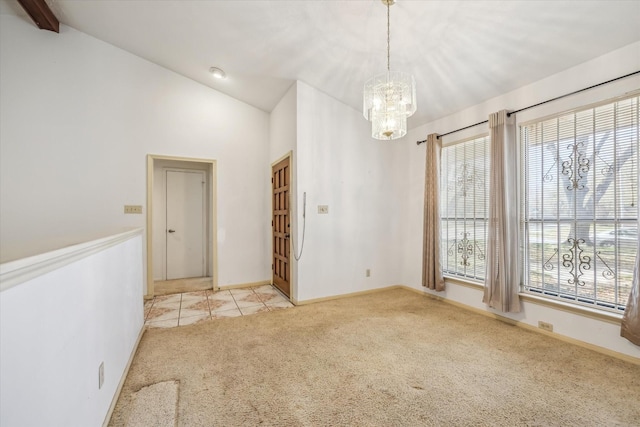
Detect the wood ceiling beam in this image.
<box><xmin>17</xmin><ymin>0</ymin><xmax>59</xmax><ymax>33</ymax></box>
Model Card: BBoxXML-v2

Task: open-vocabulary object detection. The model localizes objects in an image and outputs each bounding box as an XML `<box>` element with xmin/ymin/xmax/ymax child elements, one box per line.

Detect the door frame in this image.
<box><xmin>271</xmin><ymin>151</ymin><xmax>295</xmax><ymax>301</ymax></box>
<box><xmin>164</xmin><ymin>168</ymin><xmax>207</xmax><ymax>280</ymax></box>
<box><xmin>146</xmin><ymin>154</ymin><xmax>218</xmax><ymax>297</ymax></box>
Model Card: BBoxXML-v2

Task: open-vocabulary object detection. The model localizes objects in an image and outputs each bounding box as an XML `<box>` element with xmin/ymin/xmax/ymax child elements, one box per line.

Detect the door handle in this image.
<box><xmin>168</xmin><ymin>229</ymin><xmax>176</xmax><ymax>233</ymax></box>
<box><xmin>285</xmin><ymin>233</ymin><xmax>290</xmax><ymax>238</ymax></box>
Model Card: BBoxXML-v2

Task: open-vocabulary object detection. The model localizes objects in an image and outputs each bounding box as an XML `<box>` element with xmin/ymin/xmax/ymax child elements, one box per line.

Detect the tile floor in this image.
<box><xmin>144</xmin><ymin>284</ymin><xmax>294</xmax><ymax>329</ymax></box>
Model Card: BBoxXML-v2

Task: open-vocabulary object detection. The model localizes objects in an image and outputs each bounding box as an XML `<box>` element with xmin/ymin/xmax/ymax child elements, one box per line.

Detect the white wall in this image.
<box><xmin>295</xmin><ymin>81</ymin><xmax>405</xmax><ymax>302</ymax></box>
<box><xmin>269</xmin><ymin>83</ymin><xmax>298</xmax><ymax>163</ymax></box>
<box><xmin>0</xmin><ymin>230</ymin><xmax>144</xmax><ymax>427</ymax></box>
<box><xmin>401</xmin><ymin>41</ymin><xmax>640</xmax><ymax>359</ymax></box>
<box><xmin>0</xmin><ymin>15</ymin><xmax>270</xmax><ymax>288</ymax></box>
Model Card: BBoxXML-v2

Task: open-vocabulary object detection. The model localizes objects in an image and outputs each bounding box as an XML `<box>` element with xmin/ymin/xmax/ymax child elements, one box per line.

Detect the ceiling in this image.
<box><xmin>3</xmin><ymin>0</ymin><xmax>640</xmax><ymax>128</ymax></box>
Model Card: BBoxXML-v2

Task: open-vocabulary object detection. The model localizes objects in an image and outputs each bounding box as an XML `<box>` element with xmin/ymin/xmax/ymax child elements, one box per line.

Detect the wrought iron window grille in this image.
<box><xmin>448</xmin><ymin>162</ymin><xmax>484</xmax><ymax>197</ymax></box>
<box><xmin>447</xmin><ymin>232</ymin><xmax>485</xmax><ymax>267</ymax></box>
<box><xmin>542</xmin><ymin>239</ymin><xmax>616</xmax><ymax>286</ymax></box>
<box><xmin>561</xmin><ymin>139</ymin><xmax>590</xmax><ymax>190</ymax></box>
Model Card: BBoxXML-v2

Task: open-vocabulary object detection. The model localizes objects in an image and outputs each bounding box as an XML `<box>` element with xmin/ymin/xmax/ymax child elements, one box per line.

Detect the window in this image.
<box><xmin>521</xmin><ymin>96</ymin><xmax>639</xmax><ymax>311</ymax></box>
<box><xmin>440</xmin><ymin>135</ymin><xmax>490</xmax><ymax>281</ymax></box>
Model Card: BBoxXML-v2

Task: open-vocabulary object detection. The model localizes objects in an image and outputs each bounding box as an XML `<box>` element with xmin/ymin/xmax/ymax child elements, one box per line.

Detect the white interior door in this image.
<box><xmin>166</xmin><ymin>169</ymin><xmax>205</xmax><ymax>280</ymax></box>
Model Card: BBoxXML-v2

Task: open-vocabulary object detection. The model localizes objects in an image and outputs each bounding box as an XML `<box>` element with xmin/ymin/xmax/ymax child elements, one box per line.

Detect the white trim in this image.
<box><xmin>0</xmin><ymin>228</ymin><xmax>143</xmax><ymax>292</ymax></box>
<box><xmin>443</xmin><ymin>275</ymin><xmax>484</xmax><ymax>289</ymax></box>
<box><xmin>271</xmin><ymin>151</ymin><xmax>292</xmax><ymax>166</ymax></box>
<box><xmin>146</xmin><ymin>155</ymin><xmax>218</xmax><ymax>296</ymax></box>
<box><xmin>519</xmin><ymin>291</ymin><xmax>623</xmax><ymax>324</ymax></box>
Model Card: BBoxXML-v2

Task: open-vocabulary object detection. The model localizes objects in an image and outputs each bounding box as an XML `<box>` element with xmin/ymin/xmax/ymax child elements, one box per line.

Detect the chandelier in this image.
<box><xmin>363</xmin><ymin>0</ymin><xmax>417</xmax><ymax>140</ymax></box>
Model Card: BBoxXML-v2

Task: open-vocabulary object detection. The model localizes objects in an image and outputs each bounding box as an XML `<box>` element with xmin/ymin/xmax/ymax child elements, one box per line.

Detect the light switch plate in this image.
<box><xmin>124</xmin><ymin>205</ymin><xmax>143</xmax><ymax>214</ymax></box>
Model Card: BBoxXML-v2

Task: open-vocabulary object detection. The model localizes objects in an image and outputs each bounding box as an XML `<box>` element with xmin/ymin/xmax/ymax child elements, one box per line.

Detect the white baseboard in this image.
<box><xmin>102</xmin><ymin>325</ymin><xmax>147</xmax><ymax>427</ymax></box>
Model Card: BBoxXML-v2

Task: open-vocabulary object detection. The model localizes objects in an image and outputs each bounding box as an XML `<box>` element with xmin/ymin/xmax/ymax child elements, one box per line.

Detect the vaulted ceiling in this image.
<box><xmin>3</xmin><ymin>0</ymin><xmax>639</xmax><ymax>128</ymax></box>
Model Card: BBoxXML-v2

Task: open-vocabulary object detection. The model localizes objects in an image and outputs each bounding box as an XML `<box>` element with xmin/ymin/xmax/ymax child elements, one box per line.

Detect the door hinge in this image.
<box><xmin>271</xmin><ymin>177</ymin><xmax>274</xmax><ymax>183</ymax></box>
<box><xmin>271</xmin><ymin>264</ymin><xmax>274</xmax><ymax>270</ymax></box>
<box><xmin>271</xmin><ymin>220</ymin><xmax>273</xmax><ymax>227</ymax></box>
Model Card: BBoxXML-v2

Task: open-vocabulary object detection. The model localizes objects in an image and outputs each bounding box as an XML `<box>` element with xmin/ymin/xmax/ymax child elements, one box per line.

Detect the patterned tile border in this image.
<box><xmin>143</xmin><ymin>284</ymin><xmax>292</xmax><ymax>329</ymax></box>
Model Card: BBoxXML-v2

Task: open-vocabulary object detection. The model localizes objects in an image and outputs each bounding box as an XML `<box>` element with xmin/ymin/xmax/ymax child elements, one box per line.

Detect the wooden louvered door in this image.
<box><xmin>272</xmin><ymin>157</ymin><xmax>291</xmax><ymax>297</ymax></box>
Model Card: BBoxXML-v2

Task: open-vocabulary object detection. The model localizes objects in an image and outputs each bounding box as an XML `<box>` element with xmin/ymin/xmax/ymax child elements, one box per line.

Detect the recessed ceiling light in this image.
<box><xmin>209</xmin><ymin>67</ymin><xmax>226</xmax><ymax>80</ymax></box>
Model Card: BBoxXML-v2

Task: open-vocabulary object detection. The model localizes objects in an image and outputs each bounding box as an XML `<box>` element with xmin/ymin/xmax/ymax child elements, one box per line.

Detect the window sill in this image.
<box><xmin>519</xmin><ymin>293</ymin><xmax>623</xmax><ymax>325</ymax></box>
<box><xmin>443</xmin><ymin>275</ymin><xmax>484</xmax><ymax>290</ymax></box>
<box><xmin>443</xmin><ymin>276</ymin><xmax>623</xmax><ymax>325</ymax></box>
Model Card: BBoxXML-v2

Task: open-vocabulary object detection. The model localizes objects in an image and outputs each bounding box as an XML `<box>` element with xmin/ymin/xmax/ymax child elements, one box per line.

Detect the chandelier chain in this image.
<box><xmin>386</xmin><ymin>1</ymin><xmax>390</xmax><ymax>72</ymax></box>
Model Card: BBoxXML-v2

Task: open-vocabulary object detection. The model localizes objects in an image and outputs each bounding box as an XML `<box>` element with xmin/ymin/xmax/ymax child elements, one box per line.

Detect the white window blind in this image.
<box><xmin>440</xmin><ymin>135</ymin><xmax>490</xmax><ymax>281</ymax></box>
<box><xmin>521</xmin><ymin>95</ymin><xmax>639</xmax><ymax>311</ymax></box>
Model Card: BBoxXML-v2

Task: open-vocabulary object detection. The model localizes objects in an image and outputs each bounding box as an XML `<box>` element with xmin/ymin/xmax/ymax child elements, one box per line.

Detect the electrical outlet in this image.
<box><xmin>98</xmin><ymin>362</ymin><xmax>104</xmax><ymax>389</ymax></box>
<box><xmin>366</xmin><ymin>269</ymin><xmax>371</xmax><ymax>277</ymax></box>
<box><xmin>538</xmin><ymin>321</ymin><xmax>553</xmax><ymax>332</ymax></box>
<box><xmin>124</xmin><ymin>205</ymin><xmax>143</xmax><ymax>214</ymax></box>
<box><xmin>318</xmin><ymin>205</ymin><xmax>329</xmax><ymax>214</ymax></box>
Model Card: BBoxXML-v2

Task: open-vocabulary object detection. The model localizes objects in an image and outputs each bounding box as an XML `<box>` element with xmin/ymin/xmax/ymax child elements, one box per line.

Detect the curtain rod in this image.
<box><xmin>416</xmin><ymin>70</ymin><xmax>640</xmax><ymax>145</ymax></box>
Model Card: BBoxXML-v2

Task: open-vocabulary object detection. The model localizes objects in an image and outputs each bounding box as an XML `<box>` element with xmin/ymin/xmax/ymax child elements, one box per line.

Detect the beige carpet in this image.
<box><xmin>125</xmin><ymin>381</ymin><xmax>179</xmax><ymax>427</ymax></box>
<box><xmin>110</xmin><ymin>288</ymin><xmax>640</xmax><ymax>426</ymax></box>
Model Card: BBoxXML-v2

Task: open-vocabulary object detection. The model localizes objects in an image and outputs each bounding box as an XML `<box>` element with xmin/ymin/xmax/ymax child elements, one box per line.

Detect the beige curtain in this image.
<box><xmin>483</xmin><ymin>111</ymin><xmax>520</xmax><ymax>312</ymax></box>
<box><xmin>422</xmin><ymin>133</ymin><xmax>445</xmax><ymax>291</ymax></box>
<box><xmin>621</xmin><ymin>194</ymin><xmax>640</xmax><ymax>345</ymax></box>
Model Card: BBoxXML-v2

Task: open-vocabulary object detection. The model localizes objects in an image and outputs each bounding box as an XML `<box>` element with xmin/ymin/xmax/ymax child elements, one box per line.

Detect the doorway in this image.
<box><xmin>146</xmin><ymin>155</ymin><xmax>217</xmax><ymax>297</ymax></box>
<box><xmin>272</xmin><ymin>156</ymin><xmax>291</xmax><ymax>297</ymax></box>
